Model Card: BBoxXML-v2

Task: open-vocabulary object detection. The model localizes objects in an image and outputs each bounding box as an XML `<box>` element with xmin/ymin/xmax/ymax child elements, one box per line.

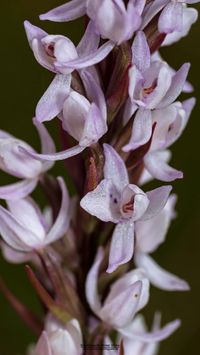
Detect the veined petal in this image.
<box><xmin>35</xmin><ymin>331</ymin><xmax>52</xmax><ymax>355</ymax></box>
<box><xmin>40</xmin><ymin>0</ymin><xmax>86</xmax><ymax>22</ymax></box>
<box><xmin>119</xmin><ymin>318</ymin><xmax>181</xmax><ymax>342</ymax></box>
<box><xmin>158</xmin><ymin>2</ymin><xmax>183</xmax><ymax>34</ymax></box>
<box><xmin>158</xmin><ymin>63</ymin><xmax>190</xmax><ymax>108</ymax></box>
<box><xmin>135</xmin><ymin>253</ymin><xmax>190</xmax><ymax>291</ymax></box>
<box><xmin>45</xmin><ymin>177</ymin><xmax>70</xmax><ymax>245</ymax></box>
<box><xmin>122</xmin><ymin>109</ymin><xmax>152</xmax><ymax>152</ymax></box>
<box><xmin>103</xmin><ymin>144</ymin><xmax>129</xmax><ymax>192</ymax></box>
<box><xmin>80</xmin><ymin>179</ymin><xmax>120</xmax><ymax>223</ymax></box>
<box><xmin>36</xmin><ymin>74</ymin><xmax>71</xmax><ymax>122</ymax></box>
<box><xmin>141</xmin><ymin>185</ymin><xmax>172</xmax><ymax>221</ymax></box>
<box><xmin>0</xmin><ymin>179</ymin><xmax>37</xmax><ymax>201</ymax></box>
<box><xmin>132</xmin><ymin>31</ymin><xmax>150</xmax><ymax>72</ymax></box>
<box><xmin>77</xmin><ymin>21</ymin><xmax>100</xmax><ymax>56</ymax></box>
<box><xmin>55</xmin><ymin>41</ymin><xmax>115</xmax><ymax>72</ymax></box>
<box><xmin>19</xmin><ymin>144</ymin><xmax>85</xmax><ymax>162</ymax></box>
<box><xmin>85</xmin><ymin>247</ymin><xmax>103</xmax><ymax>315</ymax></box>
<box><xmin>144</xmin><ymin>150</ymin><xmax>183</xmax><ymax>182</ymax></box>
<box><xmin>107</xmin><ymin>220</ymin><xmax>135</xmax><ymax>273</ymax></box>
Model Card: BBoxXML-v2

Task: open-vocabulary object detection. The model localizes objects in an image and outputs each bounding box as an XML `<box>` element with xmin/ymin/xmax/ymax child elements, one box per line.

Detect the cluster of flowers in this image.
<box><xmin>0</xmin><ymin>0</ymin><xmax>199</xmax><ymax>354</ymax></box>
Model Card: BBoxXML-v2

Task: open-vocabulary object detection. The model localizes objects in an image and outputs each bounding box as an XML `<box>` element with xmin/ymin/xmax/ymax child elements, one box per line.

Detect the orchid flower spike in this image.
<box><xmin>39</xmin><ymin>0</ymin><xmax>146</xmax><ymax>44</ymax></box>
<box><xmin>0</xmin><ymin>177</ymin><xmax>70</xmax><ymax>253</ymax></box>
<box><xmin>20</xmin><ymin>71</ymin><xmax>107</xmax><ymax>162</ymax></box>
<box><xmin>86</xmin><ymin>248</ymin><xmax>181</xmax><ymax>341</ymax></box>
<box><xmin>0</xmin><ymin>120</ymin><xmax>55</xmax><ymax>200</ymax></box>
<box><xmin>135</xmin><ymin>194</ymin><xmax>190</xmax><ymax>291</ymax></box>
<box><xmin>129</xmin><ymin>31</ymin><xmax>190</xmax><ymax>110</ymax></box>
<box><xmin>81</xmin><ymin>144</ymin><xmax>172</xmax><ymax>273</ymax></box>
<box><xmin>123</xmin><ymin>98</ymin><xmax>196</xmax><ymax>182</ymax></box>
<box><xmin>30</xmin><ymin>317</ymin><xmax>83</xmax><ymax>355</ymax></box>
<box><xmin>24</xmin><ymin>20</ymin><xmax>114</xmax><ymax>75</ymax></box>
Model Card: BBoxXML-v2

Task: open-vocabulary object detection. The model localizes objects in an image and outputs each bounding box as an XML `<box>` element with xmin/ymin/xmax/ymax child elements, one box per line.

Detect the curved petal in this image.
<box><xmin>35</xmin><ymin>74</ymin><xmax>71</xmax><ymax>122</ymax></box>
<box><xmin>144</xmin><ymin>150</ymin><xmax>183</xmax><ymax>182</ymax></box>
<box><xmin>122</xmin><ymin>109</ymin><xmax>152</xmax><ymax>152</ymax></box>
<box><xmin>80</xmin><ymin>179</ymin><xmax>120</xmax><ymax>223</ymax></box>
<box><xmin>45</xmin><ymin>177</ymin><xmax>70</xmax><ymax>245</ymax></box>
<box><xmin>35</xmin><ymin>331</ymin><xmax>52</xmax><ymax>355</ymax></box>
<box><xmin>141</xmin><ymin>0</ymin><xmax>168</xmax><ymax>30</ymax></box>
<box><xmin>80</xmin><ymin>70</ymin><xmax>107</xmax><ymax>121</ymax></box>
<box><xmin>119</xmin><ymin>318</ymin><xmax>181</xmax><ymax>343</ymax></box>
<box><xmin>136</xmin><ymin>194</ymin><xmax>177</xmax><ymax>254</ymax></box>
<box><xmin>24</xmin><ymin>20</ymin><xmax>47</xmax><ymax>46</ymax></box>
<box><xmin>135</xmin><ymin>253</ymin><xmax>190</xmax><ymax>292</ymax></box>
<box><xmin>132</xmin><ymin>31</ymin><xmax>150</xmax><ymax>72</ymax></box>
<box><xmin>107</xmin><ymin>220</ymin><xmax>135</xmax><ymax>273</ymax></box>
<box><xmin>141</xmin><ymin>185</ymin><xmax>172</xmax><ymax>221</ymax></box>
<box><xmin>0</xmin><ymin>179</ymin><xmax>37</xmax><ymax>201</ymax></box>
<box><xmin>99</xmin><ymin>281</ymin><xmax>142</xmax><ymax>328</ymax></box>
<box><xmin>0</xmin><ymin>206</ymin><xmax>39</xmax><ymax>252</ymax></box>
<box><xmin>103</xmin><ymin>144</ymin><xmax>129</xmax><ymax>191</ymax></box>
<box><xmin>77</xmin><ymin>21</ymin><xmax>100</xmax><ymax>56</ymax></box>
<box><xmin>158</xmin><ymin>63</ymin><xmax>190</xmax><ymax>109</ymax></box>
<box><xmin>19</xmin><ymin>144</ymin><xmax>85</xmax><ymax>162</ymax></box>
<box><xmin>40</xmin><ymin>0</ymin><xmax>86</xmax><ymax>22</ymax></box>
<box><xmin>85</xmin><ymin>247</ymin><xmax>103</xmax><ymax>315</ymax></box>
<box><xmin>158</xmin><ymin>2</ymin><xmax>183</xmax><ymax>34</ymax></box>
<box><xmin>55</xmin><ymin>41</ymin><xmax>115</xmax><ymax>72</ymax></box>
<box><xmin>79</xmin><ymin>103</ymin><xmax>107</xmax><ymax>147</ymax></box>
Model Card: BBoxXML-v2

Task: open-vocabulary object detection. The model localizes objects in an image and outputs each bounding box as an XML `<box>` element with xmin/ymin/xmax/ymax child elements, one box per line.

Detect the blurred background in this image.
<box><xmin>0</xmin><ymin>1</ymin><xmax>200</xmax><ymax>354</ymax></box>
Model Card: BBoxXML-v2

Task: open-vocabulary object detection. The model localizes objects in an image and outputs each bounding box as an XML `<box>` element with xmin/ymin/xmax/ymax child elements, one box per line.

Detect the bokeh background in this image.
<box><xmin>0</xmin><ymin>1</ymin><xmax>200</xmax><ymax>354</ymax></box>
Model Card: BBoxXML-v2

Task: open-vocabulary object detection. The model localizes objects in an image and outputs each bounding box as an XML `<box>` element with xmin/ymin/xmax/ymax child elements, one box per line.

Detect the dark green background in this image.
<box><xmin>0</xmin><ymin>1</ymin><xmax>200</xmax><ymax>354</ymax></box>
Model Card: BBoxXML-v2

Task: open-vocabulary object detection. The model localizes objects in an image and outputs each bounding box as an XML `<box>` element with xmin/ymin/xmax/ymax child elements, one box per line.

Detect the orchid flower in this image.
<box><xmin>24</xmin><ymin>20</ymin><xmax>114</xmax><ymax>75</ymax></box>
<box><xmin>30</xmin><ymin>317</ymin><xmax>83</xmax><ymax>355</ymax></box>
<box><xmin>0</xmin><ymin>177</ymin><xmax>70</xmax><ymax>253</ymax></box>
<box><xmin>129</xmin><ymin>31</ymin><xmax>190</xmax><ymax>111</ymax></box>
<box><xmin>39</xmin><ymin>0</ymin><xmax>146</xmax><ymax>44</ymax></box>
<box><xmin>86</xmin><ymin>248</ymin><xmax>181</xmax><ymax>341</ymax></box>
<box><xmin>0</xmin><ymin>119</ymin><xmax>55</xmax><ymax>200</ymax></box>
<box><xmin>81</xmin><ymin>144</ymin><xmax>172</xmax><ymax>272</ymax></box>
<box><xmin>135</xmin><ymin>194</ymin><xmax>190</xmax><ymax>291</ymax></box>
<box><xmin>19</xmin><ymin>71</ymin><xmax>107</xmax><ymax>161</ymax></box>
<box><xmin>123</xmin><ymin>98</ymin><xmax>195</xmax><ymax>182</ymax></box>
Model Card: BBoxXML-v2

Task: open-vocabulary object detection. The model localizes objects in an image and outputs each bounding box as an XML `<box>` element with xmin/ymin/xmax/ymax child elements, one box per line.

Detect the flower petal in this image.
<box><xmin>99</xmin><ymin>281</ymin><xmax>142</xmax><ymax>328</ymax></box>
<box><xmin>144</xmin><ymin>150</ymin><xmax>183</xmax><ymax>182</ymax></box>
<box><xmin>19</xmin><ymin>144</ymin><xmax>85</xmax><ymax>162</ymax></box>
<box><xmin>107</xmin><ymin>220</ymin><xmax>135</xmax><ymax>273</ymax></box>
<box><xmin>120</xmin><ymin>318</ymin><xmax>181</xmax><ymax>343</ymax></box>
<box><xmin>103</xmin><ymin>144</ymin><xmax>129</xmax><ymax>191</ymax></box>
<box><xmin>141</xmin><ymin>185</ymin><xmax>172</xmax><ymax>220</ymax></box>
<box><xmin>36</xmin><ymin>74</ymin><xmax>71</xmax><ymax>123</ymax></box>
<box><xmin>80</xmin><ymin>179</ymin><xmax>120</xmax><ymax>223</ymax></box>
<box><xmin>122</xmin><ymin>109</ymin><xmax>152</xmax><ymax>152</ymax></box>
<box><xmin>24</xmin><ymin>20</ymin><xmax>47</xmax><ymax>45</ymax></box>
<box><xmin>0</xmin><ymin>179</ymin><xmax>37</xmax><ymax>201</ymax></box>
<box><xmin>158</xmin><ymin>63</ymin><xmax>190</xmax><ymax>108</ymax></box>
<box><xmin>55</xmin><ymin>41</ymin><xmax>115</xmax><ymax>72</ymax></box>
<box><xmin>40</xmin><ymin>0</ymin><xmax>86</xmax><ymax>22</ymax></box>
<box><xmin>45</xmin><ymin>177</ymin><xmax>70</xmax><ymax>245</ymax></box>
<box><xmin>132</xmin><ymin>31</ymin><xmax>150</xmax><ymax>72</ymax></box>
<box><xmin>135</xmin><ymin>253</ymin><xmax>190</xmax><ymax>291</ymax></box>
<box><xmin>136</xmin><ymin>194</ymin><xmax>177</xmax><ymax>254</ymax></box>
<box><xmin>35</xmin><ymin>331</ymin><xmax>52</xmax><ymax>355</ymax></box>
<box><xmin>158</xmin><ymin>2</ymin><xmax>183</xmax><ymax>34</ymax></box>
<box><xmin>77</xmin><ymin>21</ymin><xmax>100</xmax><ymax>57</ymax></box>
<box><xmin>85</xmin><ymin>247</ymin><xmax>103</xmax><ymax>315</ymax></box>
